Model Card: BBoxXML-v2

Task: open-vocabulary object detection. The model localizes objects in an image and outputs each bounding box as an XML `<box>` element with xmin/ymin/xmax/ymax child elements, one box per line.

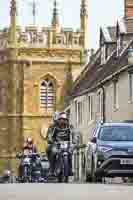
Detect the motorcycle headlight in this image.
<box><xmin>98</xmin><ymin>146</ymin><xmax>112</xmax><ymax>153</ymax></box>
<box><xmin>52</xmin><ymin>146</ymin><xmax>58</xmax><ymax>153</ymax></box>
<box><xmin>41</xmin><ymin>162</ymin><xmax>50</xmax><ymax>169</ymax></box>
<box><xmin>61</xmin><ymin>143</ymin><xmax>68</xmax><ymax>149</ymax></box>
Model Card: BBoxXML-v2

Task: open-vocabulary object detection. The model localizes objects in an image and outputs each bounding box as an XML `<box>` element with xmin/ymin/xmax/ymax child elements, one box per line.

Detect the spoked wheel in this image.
<box><xmin>57</xmin><ymin>172</ymin><xmax>63</xmax><ymax>183</ymax></box>
<box><xmin>55</xmin><ymin>160</ymin><xmax>62</xmax><ymax>183</ymax></box>
<box><xmin>122</xmin><ymin>177</ymin><xmax>129</xmax><ymax>183</ymax></box>
<box><xmin>57</xmin><ymin>156</ymin><xmax>69</xmax><ymax>183</ymax></box>
<box><xmin>63</xmin><ymin>156</ymin><xmax>69</xmax><ymax>183</ymax></box>
<box><xmin>23</xmin><ymin>166</ymin><xmax>30</xmax><ymax>183</ymax></box>
<box><xmin>57</xmin><ymin>174</ymin><xmax>69</xmax><ymax>183</ymax></box>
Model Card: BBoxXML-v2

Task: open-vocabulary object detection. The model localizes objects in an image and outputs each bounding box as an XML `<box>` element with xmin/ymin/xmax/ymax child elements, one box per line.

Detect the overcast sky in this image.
<box><xmin>0</xmin><ymin>0</ymin><xmax>124</xmax><ymax>49</ymax></box>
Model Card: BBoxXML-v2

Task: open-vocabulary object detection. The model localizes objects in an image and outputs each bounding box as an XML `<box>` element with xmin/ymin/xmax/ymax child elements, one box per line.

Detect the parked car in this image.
<box><xmin>85</xmin><ymin>122</ymin><xmax>133</xmax><ymax>182</ymax></box>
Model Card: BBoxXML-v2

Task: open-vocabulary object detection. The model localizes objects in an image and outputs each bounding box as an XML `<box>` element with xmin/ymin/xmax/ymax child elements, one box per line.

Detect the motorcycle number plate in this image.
<box><xmin>42</xmin><ymin>162</ymin><xmax>50</xmax><ymax>169</ymax></box>
<box><xmin>61</xmin><ymin>143</ymin><xmax>68</xmax><ymax>149</ymax></box>
<box><xmin>24</xmin><ymin>158</ymin><xmax>30</xmax><ymax>163</ymax></box>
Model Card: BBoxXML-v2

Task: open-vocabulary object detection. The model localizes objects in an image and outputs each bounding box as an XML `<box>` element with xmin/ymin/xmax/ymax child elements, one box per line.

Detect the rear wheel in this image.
<box><xmin>63</xmin><ymin>156</ymin><xmax>69</xmax><ymax>183</ymax></box>
<box><xmin>57</xmin><ymin>172</ymin><xmax>63</xmax><ymax>183</ymax></box>
<box><xmin>23</xmin><ymin>166</ymin><xmax>31</xmax><ymax>183</ymax></box>
<box><xmin>122</xmin><ymin>177</ymin><xmax>128</xmax><ymax>183</ymax></box>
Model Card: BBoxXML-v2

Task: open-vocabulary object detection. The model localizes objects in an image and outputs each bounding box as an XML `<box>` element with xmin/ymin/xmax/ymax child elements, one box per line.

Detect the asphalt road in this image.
<box><xmin>1</xmin><ymin>183</ymin><xmax>133</xmax><ymax>200</ymax></box>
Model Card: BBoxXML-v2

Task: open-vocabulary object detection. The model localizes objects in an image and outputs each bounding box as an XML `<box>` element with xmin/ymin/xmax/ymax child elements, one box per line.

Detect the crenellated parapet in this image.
<box><xmin>0</xmin><ymin>28</ymin><xmax>9</xmax><ymax>49</ymax></box>
<box><xmin>0</xmin><ymin>0</ymin><xmax>88</xmax><ymax>50</ymax></box>
<box><xmin>0</xmin><ymin>26</ymin><xmax>83</xmax><ymax>50</ymax></box>
<box><xmin>17</xmin><ymin>26</ymin><xmax>82</xmax><ymax>49</ymax></box>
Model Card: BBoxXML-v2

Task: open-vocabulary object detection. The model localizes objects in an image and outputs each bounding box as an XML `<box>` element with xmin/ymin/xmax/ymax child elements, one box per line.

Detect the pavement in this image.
<box><xmin>1</xmin><ymin>183</ymin><xmax>133</xmax><ymax>200</ymax></box>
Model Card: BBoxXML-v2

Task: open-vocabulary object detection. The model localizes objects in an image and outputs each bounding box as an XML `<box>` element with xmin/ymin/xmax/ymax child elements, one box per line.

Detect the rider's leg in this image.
<box><xmin>50</xmin><ymin>145</ymin><xmax>57</xmax><ymax>173</ymax></box>
<box><xmin>69</xmin><ymin>153</ymin><xmax>73</xmax><ymax>176</ymax></box>
<box><xmin>47</xmin><ymin>144</ymin><xmax>57</xmax><ymax>174</ymax></box>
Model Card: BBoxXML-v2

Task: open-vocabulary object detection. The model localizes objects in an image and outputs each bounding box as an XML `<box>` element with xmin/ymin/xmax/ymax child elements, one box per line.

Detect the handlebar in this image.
<box><xmin>16</xmin><ymin>152</ymin><xmax>46</xmax><ymax>159</ymax></box>
<box><xmin>55</xmin><ymin>141</ymin><xmax>70</xmax><ymax>145</ymax></box>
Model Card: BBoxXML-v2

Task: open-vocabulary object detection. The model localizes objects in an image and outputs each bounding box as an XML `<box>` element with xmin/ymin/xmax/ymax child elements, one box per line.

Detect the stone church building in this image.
<box><xmin>0</xmin><ymin>0</ymin><xmax>88</xmax><ymax>170</ymax></box>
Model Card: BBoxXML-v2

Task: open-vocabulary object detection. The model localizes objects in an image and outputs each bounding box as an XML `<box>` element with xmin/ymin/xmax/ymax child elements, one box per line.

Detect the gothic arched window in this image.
<box><xmin>40</xmin><ymin>78</ymin><xmax>54</xmax><ymax>110</ymax></box>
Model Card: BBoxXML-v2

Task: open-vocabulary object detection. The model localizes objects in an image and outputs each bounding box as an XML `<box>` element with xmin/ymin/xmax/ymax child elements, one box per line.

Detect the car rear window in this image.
<box><xmin>99</xmin><ymin>126</ymin><xmax>133</xmax><ymax>141</ymax></box>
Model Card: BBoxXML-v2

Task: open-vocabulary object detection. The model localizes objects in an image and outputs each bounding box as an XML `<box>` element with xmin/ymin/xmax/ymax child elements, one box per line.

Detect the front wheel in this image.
<box><xmin>23</xmin><ymin>166</ymin><xmax>30</xmax><ymax>183</ymax></box>
<box><xmin>63</xmin><ymin>156</ymin><xmax>69</xmax><ymax>183</ymax></box>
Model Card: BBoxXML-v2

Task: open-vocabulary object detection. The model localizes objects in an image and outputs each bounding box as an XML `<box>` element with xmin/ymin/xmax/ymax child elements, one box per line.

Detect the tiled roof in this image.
<box><xmin>70</xmin><ymin>17</ymin><xmax>133</xmax><ymax>99</ymax></box>
<box><xmin>107</xmin><ymin>26</ymin><xmax>117</xmax><ymax>42</ymax></box>
<box><xmin>71</xmin><ymin>40</ymin><xmax>133</xmax><ymax>98</ymax></box>
<box><xmin>72</xmin><ymin>48</ymin><xmax>101</xmax><ymax>88</ymax></box>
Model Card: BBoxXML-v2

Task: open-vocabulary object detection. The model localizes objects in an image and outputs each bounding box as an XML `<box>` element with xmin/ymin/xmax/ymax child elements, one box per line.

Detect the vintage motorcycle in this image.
<box><xmin>17</xmin><ymin>150</ymin><xmax>32</xmax><ymax>183</ymax></box>
<box><xmin>17</xmin><ymin>151</ymin><xmax>47</xmax><ymax>183</ymax></box>
<box><xmin>30</xmin><ymin>153</ymin><xmax>48</xmax><ymax>183</ymax></box>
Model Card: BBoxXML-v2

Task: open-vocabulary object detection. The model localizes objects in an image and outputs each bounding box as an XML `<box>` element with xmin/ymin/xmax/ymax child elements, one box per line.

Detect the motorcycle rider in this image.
<box><xmin>18</xmin><ymin>137</ymin><xmax>37</xmax><ymax>180</ymax></box>
<box><xmin>23</xmin><ymin>137</ymin><xmax>37</xmax><ymax>153</ymax></box>
<box><xmin>47</xmin><ymin>111</ymin><xmax>80</xmax><ymax>176</ymax></box>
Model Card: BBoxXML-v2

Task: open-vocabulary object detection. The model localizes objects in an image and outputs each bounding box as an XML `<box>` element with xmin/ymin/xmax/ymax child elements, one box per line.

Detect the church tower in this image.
<box><xmin>125</xmin><ymin>0</ymin><xmax>133</xmax><ymax>18</ymax></box>
<box><xmin>0</xmin><ymin>0</ymin><xmax>88</xmax><ymax>172</ymax></box>
<box><xmin>8</xmin><ymin>0</ymin><xmax>23</xmax><ymax>158</ymax></box>
<box><xmin>0</xmin><ymin>0</ymin><xmax>24</xmax><ymax>172</ymax></box>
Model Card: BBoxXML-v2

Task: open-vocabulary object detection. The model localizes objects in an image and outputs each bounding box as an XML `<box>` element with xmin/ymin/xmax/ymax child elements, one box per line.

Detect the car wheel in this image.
<box><xmin>122</xmin><ymin>177</ymin><xmax>128</xmax><ymax>183</ymax></box>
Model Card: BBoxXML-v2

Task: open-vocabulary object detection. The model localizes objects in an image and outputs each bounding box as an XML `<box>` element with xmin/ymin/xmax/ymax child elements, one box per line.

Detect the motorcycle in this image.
<box><xmin>17</xmin><ymin>150</ymin><xmax>32</xmax><ymax>183</ymax></box>
<box><xmin>17</xmin><ymin>151</ymin><xmax>48</xmax><ymax>183</ymax></box>
<box><xmin>0</xmin><ymin>170</ymin><xmax>15</xmax><ymax>184</ymax></box>
<box><xmin>54</xmin><ymin>141</ymin><xmax>72</xmax><ymax>183</ymax></box>
<box><xmin>30</xmin><ymin>153</ymin><xmax>47</xmax><ymax>183</ymax></box>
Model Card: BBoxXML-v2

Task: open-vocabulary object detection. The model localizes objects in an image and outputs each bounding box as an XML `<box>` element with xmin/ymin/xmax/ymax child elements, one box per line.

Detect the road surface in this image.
<box><xmin>0</xmin><ymin>183</ymin><xmax>133</xmax><ymax>200</ymax></box>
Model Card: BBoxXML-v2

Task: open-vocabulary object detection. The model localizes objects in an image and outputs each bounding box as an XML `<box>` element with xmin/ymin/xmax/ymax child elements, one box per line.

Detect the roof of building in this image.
<box><xmin>107</xmin><ymin>26</ymin><xmax>117</xmax><ymax>42</ymax></box>
<box><xmin>71</xmin><ymin>34</ymin><xmax>133</xmax><ymax>99</ymax></box>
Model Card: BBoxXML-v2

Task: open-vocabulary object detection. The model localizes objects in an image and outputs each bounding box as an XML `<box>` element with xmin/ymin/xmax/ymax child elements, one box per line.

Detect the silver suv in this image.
<box><xmin>85</xmin><ymin>122</ymin><xmax>133</xmax><ymax>182</ymax></box>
